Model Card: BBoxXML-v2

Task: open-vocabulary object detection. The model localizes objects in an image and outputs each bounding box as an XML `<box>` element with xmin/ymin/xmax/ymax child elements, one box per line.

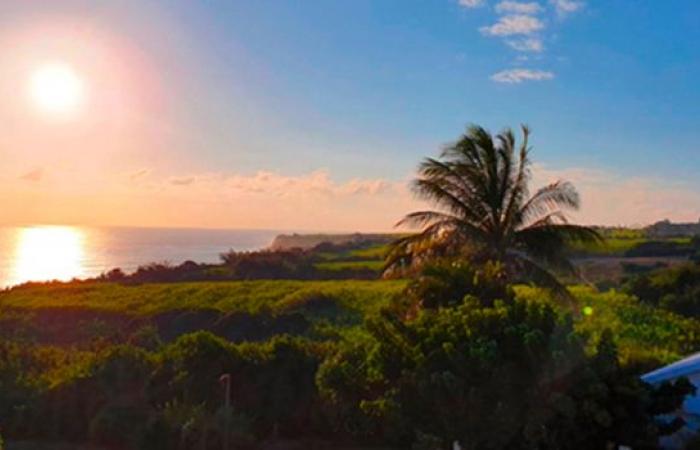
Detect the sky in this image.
<box><xmin>0</xmin><ymin>0</ymin><xmax>699</xmax><ymax>231</ymax></box>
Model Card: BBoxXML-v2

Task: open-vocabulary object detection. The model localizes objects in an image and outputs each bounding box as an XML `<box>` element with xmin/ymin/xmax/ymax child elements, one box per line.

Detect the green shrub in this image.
<box><xmin>89</xmin><ymin>404</ymin><xmax>149</xmax><ymax>448</ymax></box>
<box><xmin>318</xmin><ymin>298</ymin><xmax>688</xmax><ymax>449</ymax></box>
<box><xmin>151</xmin><ymin>332</ymin><xmax>326</xmax><ymax>437</ymax></box>
<box><xmin>406</xmin><ymin>260</ymin><xmax>511</xmax><ymax>309</ymax></box>
<box><xmin>624</xmin><ymin>263</ymin><xmax>700</xmax><ymax>317</ymax></box>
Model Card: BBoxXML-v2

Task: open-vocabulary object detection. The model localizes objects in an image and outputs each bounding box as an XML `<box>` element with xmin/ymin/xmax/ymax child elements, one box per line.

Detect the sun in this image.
<box><xmin>29</xmin><ymin>62</ymin><xmax>85</xmax><ymax>116</ymax></box>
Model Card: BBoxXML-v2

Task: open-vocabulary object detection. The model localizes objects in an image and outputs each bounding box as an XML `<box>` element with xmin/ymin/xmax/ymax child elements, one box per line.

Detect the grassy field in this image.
<box><xmin>516</xmin><ymin>285</ymin><xmax>700</xmax><ymax>364</ymax></box>
<box><xmin>570</xmin><ymin>236</ymin><xmax>692</xmax><ymax>255</ymax></box>
<box><xmin>315</xmin><ymin>259</ymin><xmax>386</xmax><ymax>272</ymax></box>
<box><xmin>2</xmin><ymin>276</ymin><xmax>698</xmax><ymax>366</ymax></box>
<box><xmin>314</xmin><ymin>243</ymin><xmax>389</xmax><ymax>273</ymax></box>
<box><xmin>0</xmin><ymin>279</ymin><xmax>407</xmax><ymax>316</ymax></box>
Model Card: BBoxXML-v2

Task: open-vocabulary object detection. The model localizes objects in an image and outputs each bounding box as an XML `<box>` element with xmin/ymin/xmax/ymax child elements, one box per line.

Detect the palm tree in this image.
<box><xmin>386</xmin><ymin>124</ymin><xmax>600</xmax><ymax>296</ymax></box>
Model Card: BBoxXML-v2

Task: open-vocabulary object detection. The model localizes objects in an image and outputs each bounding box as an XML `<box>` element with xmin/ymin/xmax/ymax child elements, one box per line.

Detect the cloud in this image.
<box><xmin>531</xmin><ymin>164</ymin><xmax>700</xmax><ymax>226</ymax></box>
<box><xmin>144</xmin><ymin>167</ymin><xmax>700</xmax><ymax>229</ymax></box>
<box><xmin>132</xmin><ymin>169</ymin><xmax>417</xmax><ymax>231</ymax></box>
<box><xmin>550</xmin><ymin>0</ymin><xmax>584</xmax><ymax>17</ymax></box>
<box><xmin>495</xmin><ymin>1</ymin><xmax>543</xmax><ymax>15</ymax></box>
<box><xmin>6</xmin><ymin>163</ymin><xmax>700</xmax><ymax>230</ymax></box>
<box><xmin>480</xmin><ymin>14</ymin><xmax>544</xmax><ymax>36</ymax></box>
<box><xmin>340</xmin><ymin>178</ymin><xmax>392</xmax><ymax>196</ymax></box>
<box><xmin>505</xmin><ymin>37</ymin><xmax>544</xmax><ymax>52</ymax></box>
<box><xmin>491</xmin><ymin>68</ymin><xmax>554</xmax><ymax>83</ymax></box>
<box><xmin>20</xmin><ymin>168</ymin><xmax>43</xmax><ymax>182</ymax></box>
<box><xmin>459</xmin><ymin>0</ymin><xmax>486</xmax><ymax>8</ymax></box>
<box><xmin>219</xmin><ymin>169</ymin><xmax>394</xmax><ymax>198</ymax></box>
<box><xmin>169</xmin><ymin>176</ymin><xmax>196</xmax><ymax>186</ymax></box>
<box><xmin>129</xmin><ymin>168</ymin><xmax>151</xmax><ymax>181</ymax></box>
<box><xmin>465</xmin><ymin>0</ymin><xmax>585</xmax><ymax>81</ymax></box>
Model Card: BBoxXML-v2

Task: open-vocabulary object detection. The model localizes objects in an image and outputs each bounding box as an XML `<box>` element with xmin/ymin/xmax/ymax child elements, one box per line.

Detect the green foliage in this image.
<box><xmin>624</xmin><ymin>263</ymin><xmax>700</xmax><ymax>317</ymax></box>
<box><xmin>219</xmin><ymin>248</ymin><xmax>316</xmax><ymax>279</ymax></box>
<box><xmin>1</xmin><ymin>271</ymin><xmax>699</xmax><ymax>448</ymax></box>
<box><xmin>318</xmin><ymin>298</ymin><xmax>682</xmax><ymax>449</ymax></box>
<box><xmin>150</xmin><ymin>332</ymin><xmax>326</xmax><ymax>437</ymax></box>
<box><xmin>315</xmin><ymin>260</ymin><xmax>385</xmax><ymax>272</ymax></box>
<box><xmin>313</xmin><ymin>242</ymin><xmax>389</xmax><ymax>276</ymax></box>
<box><xmin>568</xmin><ymin>227</ymin><xmax>692</xmax><ymax>257</ymax></box>
<box><xmin>406</xmin><ymin>260</ymin><xmax>511</xmax><ymax>309</ymax></box>
<box><xmin>348</xmin><ymin>245</ymin><xmax>389</xmax><ymax>259</ymax></box>
<box><xmin>0</xmin><ymin>280</ymin><xmax>406</xmax><ymax>317</ymax></box>
<box><xmin>518</xmin><ymin>285</ymin><xmax>700</xmax><ymax>365</ymax></box>
<box><xmin>89</xmin><ymin>404</ymin><xmax>149</xmax><ymax>448</ymax></box>
<box><xmin>569</xmin><ymin>237</ymin><xmax>648</xmax><ymax>255</ymax></box>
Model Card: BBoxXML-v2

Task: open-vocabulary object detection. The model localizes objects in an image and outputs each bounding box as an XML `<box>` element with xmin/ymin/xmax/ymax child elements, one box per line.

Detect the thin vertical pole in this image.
<box><xmin>223</xmin><ymin>375</ymin><xmax>230</xmax><ymax>450</ymax></box>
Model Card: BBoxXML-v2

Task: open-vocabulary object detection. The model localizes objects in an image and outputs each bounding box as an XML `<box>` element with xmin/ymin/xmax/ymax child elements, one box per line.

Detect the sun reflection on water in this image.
<box><xmin>10</xmin><ymin>226</ymin><xmax>86</xmax><ymax>285</ymax></box>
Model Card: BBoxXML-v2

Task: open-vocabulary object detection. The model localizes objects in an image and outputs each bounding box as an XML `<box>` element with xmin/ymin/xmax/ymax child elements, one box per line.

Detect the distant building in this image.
<box><xmin>645</xmin><ymin>219</ymin><xmax>700</xmax><ymax>238</ymax></box>
<box><xmin>642</xmin><ymin>354</ymin><xmax>700</xmax><ymax>449</ymax></box>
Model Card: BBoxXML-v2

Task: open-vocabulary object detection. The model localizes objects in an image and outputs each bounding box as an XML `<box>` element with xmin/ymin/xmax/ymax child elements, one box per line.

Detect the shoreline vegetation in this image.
<box><xmin>3</xmin><ymin>225</ymin><xmax>696</xmax><ymax>291</ymax></box>
<box><xmin>3</xmin><ymin>126</ymin><xmax>700</xmax><ymax>450</ymax></box>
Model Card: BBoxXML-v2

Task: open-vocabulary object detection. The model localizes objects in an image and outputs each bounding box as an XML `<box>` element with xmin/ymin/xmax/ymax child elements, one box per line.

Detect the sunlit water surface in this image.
<box><xmin>0</xmin><ymin>226</ymin><xmax>278</xmax><ymax>287</ymax></box>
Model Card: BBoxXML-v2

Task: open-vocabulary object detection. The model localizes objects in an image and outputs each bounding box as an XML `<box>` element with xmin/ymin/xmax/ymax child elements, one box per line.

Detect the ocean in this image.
<box><xmin>0</xmin><ymin>225</ymin><xmax>280</xmax><ymax>287</ymax></box>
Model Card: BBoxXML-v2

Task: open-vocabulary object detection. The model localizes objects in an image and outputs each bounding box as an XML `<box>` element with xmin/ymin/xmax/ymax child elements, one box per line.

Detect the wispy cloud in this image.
<box><xmin>505</xmin><ymin>37</ymin><xmax>544</xmax><ymax>52</ymax></box>
<box><xmin>222</xmin><ymin>169</ymin><xmax>393</xmax><ymax>198</ymax></box>
<box><xmin>458</xmin><ymin>0</ymin><xmax>486</xmax><ymax>8</ymax></box>
<box><xmin>495</xmin><ymin>1</ymin><xmax>543</xmax><ymax>15</ymax></box>
<box><xmin>137</xmin><ymin>170</ymin><xmax>415</xmax><ymax>230</ymax></box>
<box><xmin>20</xmin><ymin>168</ymin><xmax>43</xmax><ymax>182</ymax></box>
<box><xmin>480</xmin><ymin>14</ymin><xmax>544</xmax><ymax>36</ymax></box>
<box><xmin>129</xmin><ymin>168</ymin><xmax>151</xmax><ymax>181</ymax></box>
<box><xmin>7</xmin><ymin>164</ymin><xmax>700</xmax><ymax>230</ymax></box>
<box><xmin>169</xmin><ymin>176</ymin><xmax>196</xmax><ymax>186</ymax></box>
<box><xmin>491</xmin><ymin>68</ymin><xmax>554</xmax><ymax>83</ymax></box>
<box><xmin>550</xmin><ymin>0</ymin><xmax>584</xmax><ymax>17</ymax></box>
<box><xmin>532</xmin><ymin>164</ymin><xmax>700</xmax><ymax>226</ymax></box>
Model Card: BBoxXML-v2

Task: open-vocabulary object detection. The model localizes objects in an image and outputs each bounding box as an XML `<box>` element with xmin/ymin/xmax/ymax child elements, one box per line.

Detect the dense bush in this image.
<box><xmin>318</xmin><ymin>300</ymin><xmax>690</xmax><ymax>449</ymax></box>
<box><xmin>220</xmin><ymin>249</ymin><xmax>317</xmax><ymax>280</ymax></box>
<box><xmin>405</xmin><ymin>260</ymin><xmax>511</xmax><ymax>310</ymax></box>
<box><xmin>625</xmin><ymin>263</ymin><xmax>700</xmax><ymax>317</ymax></box>
<box><xmin>0</xmin><ymin>332</ymin><xmax>330</xmax><ymax>447</ymax></box>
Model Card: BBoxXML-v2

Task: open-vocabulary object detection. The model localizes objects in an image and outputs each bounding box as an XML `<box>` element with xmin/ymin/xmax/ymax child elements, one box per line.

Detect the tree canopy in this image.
<box><xmin>387</xmin><ymin>124</ymin><xmax>601</xmax><ymax>296</ymax></box>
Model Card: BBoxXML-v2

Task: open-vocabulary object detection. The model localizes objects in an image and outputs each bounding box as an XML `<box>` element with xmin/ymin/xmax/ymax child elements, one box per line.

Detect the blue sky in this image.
<box><xmin>1</xmin><ymin>1</ymin><xmax>699</xmax><ymax>230</ymax></box>
<box><xmin>162</xmin><ymin>0</ymin><xmax>700</xmax><ymax>179</ymax></box>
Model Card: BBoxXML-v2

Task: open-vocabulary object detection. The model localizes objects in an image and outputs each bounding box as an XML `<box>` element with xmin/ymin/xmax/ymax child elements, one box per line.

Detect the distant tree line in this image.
<box><xmin>93</xmin><ymin>243</ymin><xmax>382</xmax><ymax>285</ymax></box>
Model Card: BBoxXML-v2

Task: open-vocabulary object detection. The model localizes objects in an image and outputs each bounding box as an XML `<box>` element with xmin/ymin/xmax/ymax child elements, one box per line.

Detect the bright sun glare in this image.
<box><xmin>11</xmin><ymin>226</ymin><xmax>86</xmax><ymax>285</ymax></box>
<box><xmin>29</xmin><ymin>63</ymin><xmax>85</xmax><ymax>115</ymax></box>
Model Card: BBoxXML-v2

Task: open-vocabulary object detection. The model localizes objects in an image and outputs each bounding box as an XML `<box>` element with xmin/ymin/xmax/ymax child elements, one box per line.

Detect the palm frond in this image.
<box><xmin>384</xmin><ymin>222</ymin><xmax>461</xmax><ymax>275</ymax></box>
<box><xmin>500</xmin><ymin>125</ymin><xmax>532</xmax><ymax>237</ymax></box>
<box><xmin>521</xmin><ymin>181</ymin><xmax>580</xmax><ymax>225</ymax></box>
<box><xmin>514</xmin><ymin>223</ymin><xmax>601</xmax><ymax>274</ymax></box>
<box><xmin>395</xmin><ymin>210</ymin><xmax>460</xmax><ymax>229</ymax></box>
<box><xmin>519</xmin><ymin>223</ymin><xmax>602</xmax><ymax>245</ymax></box>
<box><xmin>506</xmin><ymin>253</ymin><xmax>577</xmax><ymax>308</ymax></box>
<box><xmin>412</xmin><ymin>178</ymin><xmax>484</xmax><ymax>223</ymax></box>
